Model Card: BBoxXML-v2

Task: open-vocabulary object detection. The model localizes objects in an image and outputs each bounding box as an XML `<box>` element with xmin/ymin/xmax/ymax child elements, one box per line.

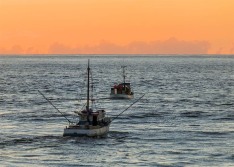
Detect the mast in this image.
<box><xmin>122</xmin><ymin>66</ymin><xmax>126</xmax><ymax>90</ymax></box>
<box><xmin>86</xmin><ymin>59</ymin><xmax>90</xmax><ymax>111</ymax></box>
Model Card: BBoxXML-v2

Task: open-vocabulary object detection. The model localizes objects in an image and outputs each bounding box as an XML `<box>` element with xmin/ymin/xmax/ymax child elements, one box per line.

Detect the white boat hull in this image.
<box><xmin>63</xmin><ymin>124</ymin><xmax>110</xmax><ymax>137</ymax></box>
<box><xmin>110</xmin><ymin>94</ymin><xmax>133</xmax><ymax>99</ymax></box>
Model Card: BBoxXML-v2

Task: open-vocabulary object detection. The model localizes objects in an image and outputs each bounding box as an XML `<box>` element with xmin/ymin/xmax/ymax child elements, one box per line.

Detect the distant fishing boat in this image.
<box><xmin>110</xmin><ymin>66</ymin><xmax>134</xmax><ymax>99</ymax></box>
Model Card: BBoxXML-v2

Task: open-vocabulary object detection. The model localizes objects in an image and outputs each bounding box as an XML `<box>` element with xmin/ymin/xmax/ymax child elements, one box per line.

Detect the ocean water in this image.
<box><xmin>0</xmin><ymin>55</ymin><xmax>234</xmax><ymax>167</ymax></box>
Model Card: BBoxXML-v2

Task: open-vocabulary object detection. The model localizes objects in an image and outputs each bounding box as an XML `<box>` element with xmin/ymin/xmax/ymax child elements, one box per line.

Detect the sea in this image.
<box><xmin>0</xmin><ymin>55</ymin><xmax>234</xmax><ymax>167</ymax></box>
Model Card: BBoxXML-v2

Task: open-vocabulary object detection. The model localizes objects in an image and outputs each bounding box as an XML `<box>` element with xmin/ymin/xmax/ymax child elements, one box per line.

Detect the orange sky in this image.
<box><xmin>0</xmin><ymin>0</ymin><xmax>234</xmax><ymax>54</ymax></box>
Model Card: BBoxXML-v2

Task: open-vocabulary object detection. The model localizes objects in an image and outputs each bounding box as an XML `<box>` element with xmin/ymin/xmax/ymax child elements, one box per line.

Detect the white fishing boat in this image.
<box><xmin>63</xmin><ymin>60</ymin><xmax>111</xmax><ymax>137</ymax></box>
<box><xmin>110</xmin><ymin>66</ymin><xmax>134</xmax><ymax>99</ymax></box>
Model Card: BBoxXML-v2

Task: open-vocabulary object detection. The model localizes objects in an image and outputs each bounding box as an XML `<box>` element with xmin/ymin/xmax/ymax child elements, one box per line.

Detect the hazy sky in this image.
<box><xmin>0</xmin><ymin>0</ymin><xmax>234</xmax><ymax>54</ymax></box>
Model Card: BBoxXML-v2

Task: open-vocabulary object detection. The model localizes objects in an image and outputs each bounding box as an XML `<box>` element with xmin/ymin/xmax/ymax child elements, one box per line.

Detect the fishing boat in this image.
<box><xmin>110</xmin><ymin>66</ymin><xmax>134</xmax><ymax>99</ymax></box>
<box><xmin>63</xmin><ymin>60</ymin><xmax>111</xmax><ymax>137</ymax></box>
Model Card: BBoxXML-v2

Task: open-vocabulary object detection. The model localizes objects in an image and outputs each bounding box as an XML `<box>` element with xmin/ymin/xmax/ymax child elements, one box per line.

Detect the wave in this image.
<box><xmin>0</xmin><ymin>135</ymin><xmax>61</xmax><ymax>147</ymax></box>
<box><xmin>180</xmin><ymin>111</ymin><xmax>208</xmax><ymax>118</ymax></box>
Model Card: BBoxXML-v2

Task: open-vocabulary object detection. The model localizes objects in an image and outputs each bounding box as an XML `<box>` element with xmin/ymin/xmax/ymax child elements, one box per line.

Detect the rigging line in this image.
<box><xmin>111</xmin><ymin>93</ymin><xmax>146</xmax><ymax>123</ymax></box>
<box><xmin>90</xmin><ymin>69</ymin><xmax>100</xmax><ymax>111</ymax></box>
<box><xmin>38</xmin><ymin>90</ymin><xmax>72</xmax><ymax>123</ymax></box>
<box><xmin>79</xmin><ymin>102</ymin><xmax>87</xmax><ymax>112</ymax></box>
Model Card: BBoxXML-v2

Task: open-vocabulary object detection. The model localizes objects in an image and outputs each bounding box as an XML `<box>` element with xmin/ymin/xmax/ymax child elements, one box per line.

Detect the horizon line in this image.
<box><xmin>0</xmin><ymin>53</ymin><xmax>234</xmax><ymax>56</ymax></box>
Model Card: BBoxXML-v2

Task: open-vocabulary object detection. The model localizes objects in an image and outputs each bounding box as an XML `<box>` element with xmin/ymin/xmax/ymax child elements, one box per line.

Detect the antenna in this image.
<box><xmin>38</xmin><ymin>90</ymin><xmax>72</xmax><ymax>123</ymax></box>
<box><xmin>86</xmin><ymin>59</ymin><xmax>90</xmax><ymax>111</ymax></box>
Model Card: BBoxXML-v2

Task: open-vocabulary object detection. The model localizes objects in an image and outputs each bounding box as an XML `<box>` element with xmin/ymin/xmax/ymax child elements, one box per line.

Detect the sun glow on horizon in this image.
<box><xmin>1</xmin><ymin>0</ymin><xmax>234</xmax><ymax>54</ymax></box>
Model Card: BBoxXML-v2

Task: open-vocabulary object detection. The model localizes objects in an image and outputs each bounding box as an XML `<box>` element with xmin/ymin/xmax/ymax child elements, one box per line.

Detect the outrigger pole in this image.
<box><xmin>38</xmin><ymin>90</ymin><xmax>72</xmax><ymax>123</ymax></box>
<box><xmin>111</xmin><ymin>93</ymin><xmax>145</xmax><ymax>123</ymax></box>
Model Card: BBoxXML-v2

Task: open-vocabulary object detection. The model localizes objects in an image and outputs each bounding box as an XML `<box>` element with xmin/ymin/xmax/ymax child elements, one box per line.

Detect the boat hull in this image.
<box><xmin>110</xmin><ymin>94</ymin><xmax>133</xmax><ymax>99</ymax></box>
<box><xmin>63</xmin><ymin>124</ymin><xmax>110</xmax><ymax>137</ymax></box>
